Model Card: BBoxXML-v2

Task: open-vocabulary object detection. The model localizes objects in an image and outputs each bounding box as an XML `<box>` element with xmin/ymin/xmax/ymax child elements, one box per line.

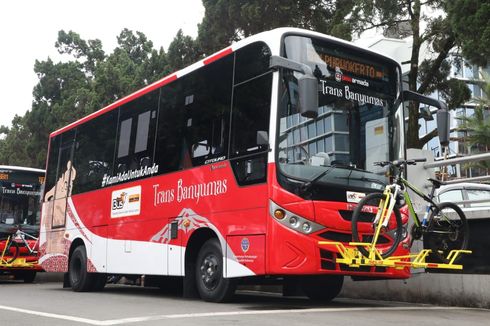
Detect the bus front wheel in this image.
<box><xmin>195</xmin><ymin>238</ymin><xmax>236</xmax><ymax>302</ymax></box>
<box><xmin>300</xmin><ymin>275</ymin><xmax>344</xmax><ymax>302</ymax></box>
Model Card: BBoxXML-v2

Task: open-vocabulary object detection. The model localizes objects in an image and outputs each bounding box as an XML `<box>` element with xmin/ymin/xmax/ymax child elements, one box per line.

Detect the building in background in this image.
<box><xmin>357</xmin><ymin>36</ymin><xmax>490</xmax><ymax>180</ymax></box>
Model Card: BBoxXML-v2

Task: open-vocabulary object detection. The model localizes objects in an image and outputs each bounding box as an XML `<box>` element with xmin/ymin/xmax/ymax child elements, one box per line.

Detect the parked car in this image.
<box><xmin>436</xmin><ymin>182</ymin><xmax>490</xmax><ymax>219</ymax></box>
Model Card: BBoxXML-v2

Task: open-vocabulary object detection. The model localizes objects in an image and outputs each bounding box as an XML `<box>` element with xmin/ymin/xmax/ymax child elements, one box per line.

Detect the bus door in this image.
<box><xmin>51</xmin><ymin>132</ymin><xmax>76</xmax><ymax>229</ymax></box>
<box><xmin>42</xmin><ymin>131</ymin><xmax>75</xmax><ymax>256</ymax></box>
<box><xmin>44</xmin><ymin>132</ymin><xmax>76</xmax><ymax>230</ymax></box>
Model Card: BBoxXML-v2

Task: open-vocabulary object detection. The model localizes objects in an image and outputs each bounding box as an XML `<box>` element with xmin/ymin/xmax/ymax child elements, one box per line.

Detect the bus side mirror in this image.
<box><xmin>298</xmin><ymin>74</ymin><xmax>319</xmax><ymax>119</ymax></box>
<box><xmin>437</xmin><ymin>108</ymin><xmax>450</xmax><ymax>147</ymax></box>
<box><xmin>270</xmin><ymin>56</ymin><xmax>318</xmax><ymax>119</ymax></box>
<box><xmin>402</xmin><ymin>90</ymin><xmax>450</xmax><ymax>147</ymax></box>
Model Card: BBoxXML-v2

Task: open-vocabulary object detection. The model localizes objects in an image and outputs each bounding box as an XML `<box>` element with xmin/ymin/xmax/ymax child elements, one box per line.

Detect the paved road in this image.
<box><xmin>0</xmin><ymin>278</ymin><xmax>489</xmax><ymax>326</ymax></box>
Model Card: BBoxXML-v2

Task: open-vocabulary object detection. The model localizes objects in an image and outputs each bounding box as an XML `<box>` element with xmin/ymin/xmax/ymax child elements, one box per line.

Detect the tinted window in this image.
<box><xmin>154</xmin><ymin>81</ymin><xmax>185</xmax><ymax>174</ymax></box>
<box><xmin>45</xmin><ymin>135</ymin><xmax>60</xmax><ymax>199</ymax></box>
<box><xmin>234</xmin><ymin>42</ymin><xmax>271</xmax><ymax>84</ymax></box>
<box><xmin>115</xmin><ymin>91</ymin><xmax>159</xmax><ymax>176</ymax></box>
<box><xmin>230</xmin><ymin>73</ymin><xmax>272</xmax><ymax>157</ymax></box>
<box><xmin>229</xmin><ymin>43</ymin><xmax>272</xmax><ymax>185</ymax></box>
<box><xmin>72</xmin><ymin>109</ymin><xmax>118</xmax><ymax>194</ymax></box>
<box><xmin>180</xmin><ymin>54</ymin><xmax>233</xmax><ymax>167</ymax></box>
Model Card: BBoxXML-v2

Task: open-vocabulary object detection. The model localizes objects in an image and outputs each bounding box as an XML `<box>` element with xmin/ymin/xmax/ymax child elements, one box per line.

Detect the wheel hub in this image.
<box><xmin>200</xmin><ymin>255</ymin><xmax>219</xmax><ymax>290</ymax></box>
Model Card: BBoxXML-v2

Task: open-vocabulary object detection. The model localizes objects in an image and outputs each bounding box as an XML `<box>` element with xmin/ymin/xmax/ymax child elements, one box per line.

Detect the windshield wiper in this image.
<box><xmin>300</xmin><ymin>164</ymin><xmax>377</xmax><ymax>195</ymax></box>
<box><xmin>300</xmin><ymin>165</ymin><xmax>335</xmax><ymax>194</ymax></box>
<box><xmin>300</xmin><ymin>166</ymin><xmax>335</xmax><ymax>195</ymax></box>
<box><xmin>335</xmin><ymin>175</ymin><xmax>386</xmax><ymax>187</ymax></box>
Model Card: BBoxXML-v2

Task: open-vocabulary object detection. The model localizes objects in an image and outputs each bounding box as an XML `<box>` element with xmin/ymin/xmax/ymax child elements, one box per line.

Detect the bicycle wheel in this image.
<box><xmin>351</xmin><ymin>192</ymin><xmax>403</xmax><ymax>259</ymax></box>
<box><xmin>425</xmin><ymin>202</ymin><xmax>469</xmax><ymax>263</ymax></box>
<box><xmin>1</xmin><ymin>239</ymin><xmax>20</xmax><ymax>264</ymax></box>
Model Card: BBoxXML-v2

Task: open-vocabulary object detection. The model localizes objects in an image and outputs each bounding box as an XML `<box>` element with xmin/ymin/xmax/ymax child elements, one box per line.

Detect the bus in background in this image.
<box><xmin>0</xmin><ymin>165</ymin><xmax>45</xmax><ymax>282</ymax></box>
<box><xmin>39</xmin><ymin>27</ymin><xmax>449</xmax><ymax>302</ymax></box>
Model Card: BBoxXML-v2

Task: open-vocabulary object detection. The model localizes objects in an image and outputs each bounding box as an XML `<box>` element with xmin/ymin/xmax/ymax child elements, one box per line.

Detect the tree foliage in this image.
<box><xmin>197</xmin><ymin>0</ymin><xmax>355</xmax><ymax>55</ymax></box>
<box><xmin>0</xmin><ymin>29</ymin><xmax>179</xmax><ymax>168</ymax></box>
<box><xmin>347</xmin><ymin>0</ymin><xmax>488</xmax><ymax>148</ymax></box>
<box><xmin>446</xmin><ymin>0</ymin><xmax>490</xmax><ymax>66</ymax></box>
<box><xmin>456</xmin><ymin>72</ymin><xmax>490</xmax><ymax>170</ymax></box>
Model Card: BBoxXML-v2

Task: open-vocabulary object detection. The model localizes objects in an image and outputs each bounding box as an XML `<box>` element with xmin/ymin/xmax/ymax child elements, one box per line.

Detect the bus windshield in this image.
<box><xmin>277</xmin><ymin>35</ymin><xmax>404</xmax><ymax>195</ymax></box>
<box><xmin>0</xmin><ymin>167</ymin><xmax>44</xmax><ymax>236</ymax></box>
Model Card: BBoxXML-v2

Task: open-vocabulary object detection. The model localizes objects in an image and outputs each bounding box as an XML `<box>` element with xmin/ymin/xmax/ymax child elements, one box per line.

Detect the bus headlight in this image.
<box><xmin>269</xmin><ymin>200</ymin><xmax>324</xmax><ymax>235</ymax></box>
<box><xmin>274</xmin><ymin>209</ymin><xmax>286</xmax><ymax>220</ymax></box>
<box><xmin>302</xmin><ymin>222</ymin><xmax>312</xmax><ymax>233</ymax></box>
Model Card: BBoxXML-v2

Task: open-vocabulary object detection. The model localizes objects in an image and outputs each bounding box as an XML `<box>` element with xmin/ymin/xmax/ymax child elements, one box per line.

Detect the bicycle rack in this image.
<box><xmin>1</xmin><ymin>246</ymin><xmax>39</xmax><ymax>269</ymax></box>
<box><xmin>318</xmin><ymin>241</ymin><xmax>472</xmax><ymax>270</ymax></box>
<box><xmin>0</xmin><ymin>257</ymin><xmax>39</xmax><ymax>269</ymax></box>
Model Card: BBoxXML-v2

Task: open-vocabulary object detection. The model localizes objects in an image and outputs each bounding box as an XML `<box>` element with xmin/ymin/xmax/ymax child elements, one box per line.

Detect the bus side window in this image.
<box><xmin>115</xmin><ymin>90</ymin><xmax>158</xmax><ymax>177</ymax></box>
<box><xmin>180</xmin><ymin>53</ymin><xmax>233</xmax><ymax>168</ymax></box>
<box><xmin>230</xmin><ymin>42</ymin><xmax>272</xmax><ymax>185</ymax></box>
<box><xmin>45</xmin><ymin>135</ymin><xmax>61</xmax><ymax>201</ymax></box>
<box><xmin>72</xmin><ymin>109</ymin><xmax>117</xmax><ymax>194</ymax></box>
<box><xmin>154</xmin><ymin>80</ymin><xmax>185</xmax><ymax>174</ymax></box>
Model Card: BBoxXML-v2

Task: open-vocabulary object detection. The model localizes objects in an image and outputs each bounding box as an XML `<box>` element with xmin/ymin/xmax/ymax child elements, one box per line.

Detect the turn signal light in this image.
<box><xmin>274</xmin><ymin>209</ymin><xmax>286</xmax><ymax>220</ymax></box>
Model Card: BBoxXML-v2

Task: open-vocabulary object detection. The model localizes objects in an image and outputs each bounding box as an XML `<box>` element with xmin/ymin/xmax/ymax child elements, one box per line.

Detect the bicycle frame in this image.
<box><xmin>400</xmin><ymin>177</ymin><xmax>438</xmax><ymax>229</ymax></box>
<box><xmin>369</xmin><ymin>176</ymin><xmax>438</xmax><ymax>258</ymax></box>
<box><xmin>0</xmin><ymin>235</ymin><xmax>13</xmax><ymax>263</ymax></box>
<box><xmin>14</xmin><ymin>230</ymin><xmax>39</xmax><ymax>254</ymax></box>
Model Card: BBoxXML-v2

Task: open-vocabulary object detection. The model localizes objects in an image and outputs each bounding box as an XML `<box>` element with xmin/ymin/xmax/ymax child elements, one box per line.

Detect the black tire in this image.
<box><xmin>22</xmin><ymin>271</ymin><xmax>37</xmax><ymax>283</ymax></box>
<box><xmin>300</xmin><ymin>275</ymin><xmax>344</xmax><ymax>302</ymax></box>
<box><xmin>2</xmin><ymin>239</ymin><xmax>20</xmax><ymax>264</ymax></box>
<box><xmin>195</xmin><ymin>238</ymin><xmax>236</xmax><ymax>302</ymax></box>
<box><xmin>91</xmin><ymin>273</ymin><xmax>107</xmax><ymax>291</ymax></box>
<box><xmin>69</xmin><ymin>246</ymin><xmax>96</xmax><ymax>292</ymax></box>
<box><xmin>13</xmin><ymin>271</ymin><xmax>37</xmax><ymax>283</ymax></box>
<box><xmin>351</xmin><ymin>192</ymin><xmax>403</xmax><ymax>259</ymax></box>
<box><xmin>425</xmin><ymin>202</ymin><xmax>469</xmax><ymax>263</ymax></box>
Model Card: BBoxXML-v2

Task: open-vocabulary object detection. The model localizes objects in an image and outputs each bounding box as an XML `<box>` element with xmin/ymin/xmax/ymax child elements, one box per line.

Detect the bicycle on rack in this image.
<box><xmin>351</xmin><ymin>159</ymin><xmax>469</xmax><ymax>263</ymax></box>
<box><xmin>0</xmin><ymin>229</ymin><xmax>39</xmax><ymax>264</ymax></box>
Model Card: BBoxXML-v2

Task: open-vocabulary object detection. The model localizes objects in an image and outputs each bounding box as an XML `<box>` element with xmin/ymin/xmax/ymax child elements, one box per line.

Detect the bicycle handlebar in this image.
<box><xmin>374</xmin><ymin>158</ymin><xmax>427</xmax><ymax>167</ymax></box>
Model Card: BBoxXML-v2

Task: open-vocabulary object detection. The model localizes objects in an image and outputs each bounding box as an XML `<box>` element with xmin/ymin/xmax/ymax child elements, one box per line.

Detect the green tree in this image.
<box><xmin>447</xmin><ymin>0</ymin><xmax>490</xmax><ymax>66</ymax></box>
<box><xmin>0</xmin><ymin>29</ymin><xmax>171</xmax><ymax>168</ymax></box>
<box><xmin>347</xmin><ymin>0</ymin><xmax>487</xmax><ymax>148</ymax></box>
<box><xmin>457</xmin><ymin>72</ymin><xmax>490</xmax><ymax>171</ymax></box>
<box><xmin>167</xmin><ymin>29</ymin><xmax>202</xmax><ymax>71</ymax></box>
<box><xmin>197</xmin><ymin>0</ymin><xmax>355</xmax><ymax>55</ymax></box>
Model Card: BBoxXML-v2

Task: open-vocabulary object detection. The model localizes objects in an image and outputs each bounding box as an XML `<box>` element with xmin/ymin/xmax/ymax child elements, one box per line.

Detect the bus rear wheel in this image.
<box><xmin>195</xmin><ymin>238</ymin><xmax>236</xmax><ymax>302</ymax></box>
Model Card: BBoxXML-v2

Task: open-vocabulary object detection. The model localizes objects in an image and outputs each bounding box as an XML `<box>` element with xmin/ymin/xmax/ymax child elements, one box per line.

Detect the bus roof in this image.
<box><xmin>0</xmin><ymin>165</ymin><xmax>45</xmax><ymax>174</ymax></box>
<box><xmin>50</xmin><ymin>27</ymin><xmax>399</xmax><ymax>138</ymax></box>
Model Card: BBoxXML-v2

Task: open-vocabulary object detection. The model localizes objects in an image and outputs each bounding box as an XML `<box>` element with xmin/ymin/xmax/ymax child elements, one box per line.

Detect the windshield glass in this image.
<box><xmin>0</xmin><ymin>169</ymin><xmax>43</xmax><ymax>235</ymax></box>
<box><xmin>277</xmin><ymin>35</ymin><xmax>404</xmax><ymax>196</ymax></box>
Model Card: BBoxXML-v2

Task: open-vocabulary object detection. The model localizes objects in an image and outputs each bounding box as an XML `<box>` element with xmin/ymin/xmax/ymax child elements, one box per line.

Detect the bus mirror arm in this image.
<box><xmin>402</xmin><ymin>90</ymin><xmax>450</xmax><ymax>147</ymax></box>
<box><xmin>270</xmin><ymin>56</ymin><xmax>319</xmax><ymax>119</ymax></box>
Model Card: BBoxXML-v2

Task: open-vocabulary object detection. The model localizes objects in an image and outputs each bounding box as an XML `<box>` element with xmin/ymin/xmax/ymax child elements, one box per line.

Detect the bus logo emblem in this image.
<box><xmin>335</xmin><ymin>67</ymin><xmax>343</xmax><ymax>82</ymax></box>
<box><xmin>113</xmin><ymin>192</ymin><xmax>127</xmax><ymax>210</ymax></box>
<box><xmin>241</xmin><ymin>238</ymin><xmax>250</xmax><ymax>253</ymax></box>
<box><xmin>111</xmin><ymin>186</ymin><xmax>141</xmax><ymax>218</ymax></box>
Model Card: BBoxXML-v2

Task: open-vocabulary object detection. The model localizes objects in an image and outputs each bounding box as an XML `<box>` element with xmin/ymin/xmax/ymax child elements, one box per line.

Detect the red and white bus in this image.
<box><xmin>1</xmin><ymin>165</ymin><xmax>45</xmax><ymax>282</ymax></box>
<box><xmin>39</xmin><ymin>27</ymin><xmax>449</xmax><ymax>302</ymax></box>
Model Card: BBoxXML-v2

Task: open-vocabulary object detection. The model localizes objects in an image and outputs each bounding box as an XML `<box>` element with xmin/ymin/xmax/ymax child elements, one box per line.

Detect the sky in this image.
<box><xmin>0</xmin><ymin>0</ymin><xmax>205</xmax><ymax>128</ymax></box>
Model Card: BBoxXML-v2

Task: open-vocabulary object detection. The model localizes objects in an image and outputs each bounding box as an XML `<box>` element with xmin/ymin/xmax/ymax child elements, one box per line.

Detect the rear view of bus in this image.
<box><xmin>0</xmin><ymin>165</ymin><xmax>45</xmax><ymax>282</ymax></box>
<box><xmin>39</xmin><ymin>28</ymin><xmax>411</xmax><ymax>302</ymax></box>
